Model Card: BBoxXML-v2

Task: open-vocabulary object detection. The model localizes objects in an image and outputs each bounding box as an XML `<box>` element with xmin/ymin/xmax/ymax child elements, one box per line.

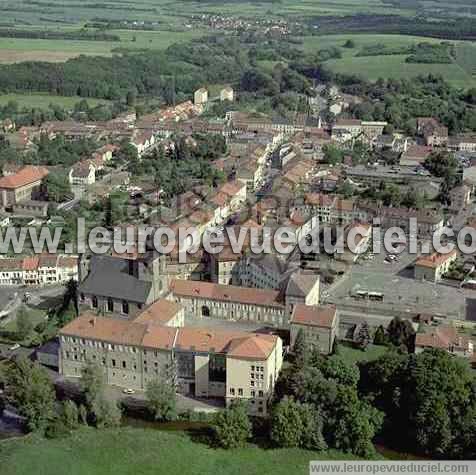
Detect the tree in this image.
<box><xmin>126</xmin><ymin>89</ymin><xmax>137</xmax><ymax>107</ymax></box>
<box><xmin>145</xmin><ymin>378</ymin><xmax>177</xmax><ymax>422</ymax></box>
<box><xmin>44</xmin><ymin>171</ymin><xmax>71</xmax><ymax>202</ymax></box>
<box><xmin>373</xmin><ymin>325</ymin><xmax>387</xmax><ymax>346</ymax></box>
<box><xmin>16</xmin><ymin>305</ymin><xmax>33</xmax><ymax>340</ymax></box>
<box><xmin>80</xmin><ymin>360</ymin><xmax>105</xmax><ymax>408</ymax></box>
<box><xmin>359</xmin><ymin>349</ymin><xmax>476</xmax><ymax>458</ymax></box>
<box><xmin>5</xmin><ymin>358</ymin><xmax>56</xmax><ymax>432</ymax></box>
<box><xmin>387</xmin><ymin>317</ymin><xmax>415</xmax><ymax>352</ymax></box>
<box><xmin>356</xmin><ymin>321</ymin><xmax>371</xmax><ymax>350</ymax></box>
<box><xmin>271</xmin><ymin>397</ymin><xmax>327</xmax><ymax>450</ymax></box>
<box><xmin>212</xmin><ymin>400</ymin><xmax>252</xmax><ymax>449</ymax></box>
<box><xmin>62</xmin><ymin>400</ymin><xmax>80</xmax><ymax>430</ymax></box>
<box><xmin>293</xmin><ymin>328</ymin><xmax>310</xmax><ymax>369</ymax></box>
<box><xmin>330</xmin><ymin>385</ymin><xmax>383</xmax><ymax>458</ymax></box>
<box><xmin>91</xmin><ymin>396</ymin><xmax>122</xmax><ymax>429</ymax></box>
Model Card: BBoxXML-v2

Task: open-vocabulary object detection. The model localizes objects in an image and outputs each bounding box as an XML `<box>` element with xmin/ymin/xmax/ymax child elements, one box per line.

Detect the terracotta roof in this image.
<box><xmin>175</xmin><ymin>327</ymin><xmax>247</xmax><ymax>353</ymax></box>
<box><xmin>335</xmin><ymin>119</ymin><xmax>361</xmax><ymax>127</ymax></box>
<box><xmin>415</xmin><ymin>325</ymin><xmax>471</xmax><ymax>351</ymax></box>
<box><xmin>22</xmin><ymin>256</ymin><xmax>39</xmax><ymax>271</ymax></box>
<box><xmin>219</xmin><ymin>180</ymin><xmax>245</xmax><ymax>198</ymax></box>
<box><xmin>170</xmin><ymin>279</ymin><xmax>283</xmax><ymax>308</ymax></box>
<box><xmin>291</xmin><ymin>304</ymin><xmax>337</xmax><ymax>328</ymax></box>
<box><xmin>60</xmin><ymin>313</ymin><xmax>279</xmax><ymax>358</ymax></box>
<box><xmin>133</xmin><ymin>299</ymin><xmax>182</xmax><ymax>326</ymax></box>
<box><xmin>415</xmin><ymin>250</ymin><xmax>457</xmax><ymax>269</ymax></box>
<box><xmin>0</xmin><ymin>166</ymin><xmax>49</xmax><ymax>189</ymax></box>
<box><xmin>57</xmin><ymin>256</ymin><xmax>78</xmax><ymax>268</ymax></box>
<box><xmin>227</xmin><ymin>334</ymin><xmax>278</xmax><ymax>360</ymax></box>
<box><xmin>304</xmin><ymin>193</ymin><xmax>335</xmax><ymax>207</ymax></box>
<box><xmin>60</xmin><ymin>313</ymin><xmax>176</xmax><ymax>350</ymax></box>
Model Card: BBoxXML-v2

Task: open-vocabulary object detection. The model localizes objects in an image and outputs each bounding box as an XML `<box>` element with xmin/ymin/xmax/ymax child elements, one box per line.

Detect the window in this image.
<box><xmin>258</xmin><ymin>391</ymin><xmax>263</xmax><ymax>398</ymax></box>
<box><xmin>107</xmin><ymin>298</ymin><xmax>114</xmax><ymax>312</ymax></box>
<box><xmin>122</xmin><ymin>300</ymin><xmax>129</xmax><ymax>315</ymax></box>
<box><xmin>238</xmin><ymin>388</ymin><xmax>243</xmax><ymax>396</ymax></box>
<box><xmin>112</xmin><ymin>359</ymin><xmax>116</xmax><ymax>367</ymax></box>
<box><xmin>230</xmin><ymin>388</ymin><xmax>235</xmax><ymax>395</ymax></box>
<box><xmin>250</xmin><ymin>381</ymin><xmax>254</xmax><ymax>387</ymax></box>
<box><xmin>251</xmin><ymin>390</ymin><xmax>255</xmax><ymax>397</ymax></box>
<box><xmin>122</xmin><ymin>361</ymin><xmax>126</xmax><ymax>369</ymax></box>
<box><xmin>92</xmin><ymin>296</ymin><xmax>98</xmax><ymax>308</ymax></box>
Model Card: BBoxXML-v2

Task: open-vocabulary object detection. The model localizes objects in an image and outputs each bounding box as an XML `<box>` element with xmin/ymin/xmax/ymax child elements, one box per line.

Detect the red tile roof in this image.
<box><xmin>415</xmin><ymin>250</ymin><xmax>457</xmax><ymax>269</ymax></box>
<box><xmin>0</xmin><ymin>166</ymin><xmax>49</xmax><ymax>189</ymax></box>
<box><xmin>291</xmin><ymin>304</ymin><xmax>337</xmax><ymax>328</ymax></box>
<box><xmin>170</xmin><ymin>279</ymin><xmax>283</xmax><ymax>308</ymax></box>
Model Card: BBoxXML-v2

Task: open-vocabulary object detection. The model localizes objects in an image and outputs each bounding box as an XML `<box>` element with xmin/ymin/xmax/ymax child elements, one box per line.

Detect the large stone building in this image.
<box><xmin>170</xmin><ymin>278</ymin><xmax>287</xmax><ymax>327</ymax></box>
<box><xmin>0</xmin><ymin>165</ymin><xmax>49</xmax><ymax>207</ymax></box>
<box><xmin>79</xmin><ymin>253</ymin><xmax>169</xmax><ymax>318</ymax></box>
<box><xmin>169</xmin><ymin>271</ymin><xmax>320</xmax><ymax>328</ymax></box>
<box><xmin>59</xmin><ymin>309</ymin><xmax>283</xmax><ymax>415</ymax></box>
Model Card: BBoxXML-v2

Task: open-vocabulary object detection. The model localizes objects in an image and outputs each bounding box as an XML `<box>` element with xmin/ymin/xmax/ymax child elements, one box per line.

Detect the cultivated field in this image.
<box><xmin>0</xmin><ymin>94</ymin><xmax>110</xmax><ymax>109</ymax></box>
<box><xmin>0</xmin><ymin>29</ymin><xmax>204</xmax><ymax>64</ymax></box>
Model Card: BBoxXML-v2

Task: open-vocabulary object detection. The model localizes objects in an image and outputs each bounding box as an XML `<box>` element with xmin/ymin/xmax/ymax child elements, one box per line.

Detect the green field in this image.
<box><xmin>0</xmin><ymin>28</ymin><xmax>204</xmax><ymax>64</ymax></box>
<box><xmin>0</xmin><ymin>94</ymin><xmax>110</xmax><ymax>109</ymax></box>
<box><xmin>0</xmin><ymin>427</ymin><xmax>365</xmax><ymax>475</ymax></box>
<box><xmin>300</xmin><ymin>34</ymin><xmax>476</xmax><ymax>88</ymax></box>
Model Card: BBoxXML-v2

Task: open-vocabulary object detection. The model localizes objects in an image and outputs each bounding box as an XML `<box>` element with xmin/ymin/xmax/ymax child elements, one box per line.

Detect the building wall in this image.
<box><xmin>172</xmin><ymin>294</ymin><xmax>287</xmax><ymax>327</ymax></box>
<box><xmin>60</xmin><ymin>334</ymin><xmax>172</xmax><ymax>391</ymax></box>
<box><xmin>225</xmin><ymin>338</ymin><xmax>282</xmax><ymax>416</ymax></box>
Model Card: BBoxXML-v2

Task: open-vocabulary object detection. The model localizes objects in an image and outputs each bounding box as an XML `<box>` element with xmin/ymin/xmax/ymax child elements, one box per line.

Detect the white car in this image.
<box><xmin>122</xmin><ymin>388</ymin><xmax>135</xmax><ymax>395</ymax></box>
<box><xmin>9</xmin><ymin>343</ymin><xmax>20</xmax><ymax>351</ymax></box>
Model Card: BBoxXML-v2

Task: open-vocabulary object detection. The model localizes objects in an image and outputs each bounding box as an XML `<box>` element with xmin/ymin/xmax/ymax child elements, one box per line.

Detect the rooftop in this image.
<box><xmin>170</xmin><ymin>279</ymin><xmax>284</xmax><ymax>308</ymax></box>
<box><xmin>291</xmin><ymin>304</ymin><xmax>337</xmax><ymax>328</ymax></box>
<box><xmin>0</xmin><ymin>165</ymin><xmax>49</xmax><ymax>189</ymax></box>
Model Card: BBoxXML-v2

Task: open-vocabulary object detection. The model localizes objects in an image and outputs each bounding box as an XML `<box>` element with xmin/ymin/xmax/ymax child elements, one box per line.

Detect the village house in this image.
<box><xmin>290</xmin><ymin>304</ymin><xmax>339</xmax><ymax>355</ymax></box>
<box><xmin>417</xmin><ymin>117</ymin><xmax>448</xmax><ymax>147</ymax></box>
<box><xmin>448</xmin><ymin>134</ymin><xmax>476</xmax><ymax>153</ymax></box>
<box><xmin>415</xmin><ymin>324</ymin><xmax>473</xmax><ymax>357</ymax></box>
<box><xmin>400</xmin><ymin>144</ymin><xmax>432</xmax><ymax>168</ymax></box>
<box><xmin>131</xmin><ymin>130</ymin><xmax>155</xmax><ymax>158</ymax></box>
<box><xmin>0</xmin><ymin>165</ymin><xmax>49</xmax><ymax>207</ymax></box>
<box><xmin>220</xmin><ymin>87</ymin><xmax>234</xmax><ymax>102</ymax></box>
<box><xmin>414</xmin><ymin>250</ymin><xmax>458</xmax><ymax>283</ymax></box>
<box><xmin>194</xmin><ymin>88</ymin><xmax>208</xmax><ymax>105</ymax></box>
<box><xmin>0</xmin><ymin>254</ymin><xmax>78</xmax><ymax>286</ymax></box>
<box><xmin>69</xmin><ymin>162</ymin><xmax>96</xmax><ymax>188</ymax></box>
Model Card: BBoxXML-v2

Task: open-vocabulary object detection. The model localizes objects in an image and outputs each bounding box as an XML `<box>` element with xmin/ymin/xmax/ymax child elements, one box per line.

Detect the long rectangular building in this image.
<box><xmin>59</xmin><ymin>307</ymin><xmax>283</xmax><ymax>416</ymax></box>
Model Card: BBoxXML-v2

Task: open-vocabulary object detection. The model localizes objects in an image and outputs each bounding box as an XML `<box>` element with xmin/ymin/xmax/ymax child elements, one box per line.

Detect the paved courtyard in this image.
<box><xmin>327</xmin><ymin>246</ymin><xmax>474</xmax><ymax>320</ymax></box>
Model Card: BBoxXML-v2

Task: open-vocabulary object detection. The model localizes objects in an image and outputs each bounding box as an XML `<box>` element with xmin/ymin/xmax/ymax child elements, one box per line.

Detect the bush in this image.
<box><xmin>212</xmin><ymin>400</ymin><xmax>252</xmax><ymax>449</ymax></box>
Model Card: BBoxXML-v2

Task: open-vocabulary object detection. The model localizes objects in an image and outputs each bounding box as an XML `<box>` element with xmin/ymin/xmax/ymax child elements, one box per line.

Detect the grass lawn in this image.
<box><xmin>0</xmin><ymin>427</ymin><xmax>366</xmax><ymax>475</ymax></box>
<box><xmin>337</xmin><ymin>344</ymin><xmax>388</xmax><ymax>366</ymax></box>
<box><xmin>0</xmin><ymin>93</ymin><xmax>109</xmax><ymax>109</ymax></box>
<box><xmin>300</xmin><ymin>34</ymin><xmax>476</xmax><ymax>88</ymax></box>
